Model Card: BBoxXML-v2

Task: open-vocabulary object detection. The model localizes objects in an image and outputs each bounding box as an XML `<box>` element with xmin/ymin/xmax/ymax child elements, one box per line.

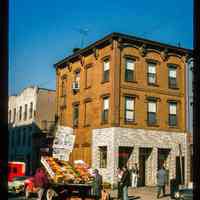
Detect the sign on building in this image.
<box><xmin>52</xmin><ymin>126</ymin><xmax>74</xmax><ymax>161</ymax></box>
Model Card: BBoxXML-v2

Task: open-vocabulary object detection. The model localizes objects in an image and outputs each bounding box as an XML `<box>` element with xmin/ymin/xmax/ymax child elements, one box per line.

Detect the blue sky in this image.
<box><xmin>9</xmin><ymin>0</ymin><xmax>193</xmax><ymax>95</ymax></box>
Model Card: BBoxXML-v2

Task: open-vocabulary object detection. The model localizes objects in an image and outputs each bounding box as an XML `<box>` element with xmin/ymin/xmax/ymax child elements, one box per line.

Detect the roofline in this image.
<box><xmin>54</xmin><ymin>32</ymin><xmax>193</xmax><ymax>68</ymax></box>
<box><xmin>9</xmin><ymin>86</ymin><xmax>55</xmax><ymax>97</ymax></box>
<box><xmin>38</xmin><ymin>87</ymin><xmax>56</xmax><ymax>92</ymax></box>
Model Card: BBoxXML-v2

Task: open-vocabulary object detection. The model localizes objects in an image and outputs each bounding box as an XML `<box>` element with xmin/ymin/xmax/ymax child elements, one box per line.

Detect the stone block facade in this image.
<box><xmin>92</xmin><ymin>127</ymin><xmax>188</xmax><ymax>186</ymax></box>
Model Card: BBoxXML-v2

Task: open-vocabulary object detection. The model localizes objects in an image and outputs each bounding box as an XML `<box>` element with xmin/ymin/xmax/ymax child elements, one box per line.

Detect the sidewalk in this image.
<box><xmin>109</xmin><ymin>186</ymin><xmax>172</xmax><ymax>200</ymax></box>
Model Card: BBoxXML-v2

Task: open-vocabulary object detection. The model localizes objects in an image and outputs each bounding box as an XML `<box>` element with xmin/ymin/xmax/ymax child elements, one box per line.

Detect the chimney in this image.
<box><xmin>73</xmin><ymin>48</ymin><xmax>81</xmax><ymax>54</ymax></box>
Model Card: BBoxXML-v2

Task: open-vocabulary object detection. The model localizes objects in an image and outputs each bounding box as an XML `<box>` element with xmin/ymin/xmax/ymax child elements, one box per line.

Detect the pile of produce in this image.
<box><xmin>42</xmin><ymin>157</ymin><xmax>94</xmax><ymax>184</ymax></box>
<box><xmin>74</xmin><ymin>161</ymin><xmax>94</xmax><ymax>183</ymax></box>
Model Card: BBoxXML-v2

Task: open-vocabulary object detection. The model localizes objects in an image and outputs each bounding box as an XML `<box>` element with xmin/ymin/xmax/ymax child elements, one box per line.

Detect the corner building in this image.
<box><xmin>55</xmin><ymin>33</ymin><xmax>192</xmax><ymax>186</ymax></box>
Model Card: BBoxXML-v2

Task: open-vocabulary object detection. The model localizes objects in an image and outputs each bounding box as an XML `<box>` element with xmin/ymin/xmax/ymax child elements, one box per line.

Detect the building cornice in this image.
<box><xmin>54</xmin><ymin>32</ymin><xmax>193</xmax><ymax>69</ymax></box>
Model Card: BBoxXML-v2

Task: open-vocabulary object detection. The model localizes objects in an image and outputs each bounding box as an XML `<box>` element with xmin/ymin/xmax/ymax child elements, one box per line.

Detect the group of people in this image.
<box><xmin>117</xmin><ymin>164</ymin><xmax>139</xmax><ymax>200</ymax></box>
<box><xmin>117</xmin><ymin>164</ymin><xmax>168</xmax><ymax>200</ymax></box>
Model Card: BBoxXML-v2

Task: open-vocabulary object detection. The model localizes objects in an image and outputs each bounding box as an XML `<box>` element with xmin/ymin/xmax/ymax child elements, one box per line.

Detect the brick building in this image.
<box><xmin>54</xmin><ymin>32</ymin><xmax>192</xmax><ymax>186</ymax></box>
<box><xmin>8</xmin><ymin>86</ymin><xmax>56</xmax><ymax>174</ymax></box>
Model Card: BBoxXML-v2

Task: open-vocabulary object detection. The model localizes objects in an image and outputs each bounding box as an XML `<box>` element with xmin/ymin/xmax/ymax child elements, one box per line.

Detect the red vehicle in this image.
<box><xmin>8</xmin><ymin>162</ymin><xmax>26</xmax><ymax>182</ymax></box>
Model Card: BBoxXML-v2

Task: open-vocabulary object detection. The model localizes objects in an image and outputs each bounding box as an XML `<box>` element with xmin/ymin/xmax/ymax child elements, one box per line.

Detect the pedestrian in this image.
<box><xmin>156</xmin><ymin>165</ymin><xmax>168</xmax><ymax>199</ymax></box>
<box><xmin>120</xmin><ymin>166</ymin><xmax>131</xmax><ymax>200</ymax></box>
<box><xmin>131</xmin><ymin>163</ymin><xmax>139</xmax><ymax>188</ymax></box>
<box><xmin>117</xmin><ymin>168</ymin><xmax>123</xmax><ymax>199</ymax></box>
<box><xmin>34</xmin><ymin>167</ymin><xmax>49</xmax><ymax>200</ymax></box>
<box><xmin>93</xmin><ymin>169</ymin><xmax>103</xmax><ymax>200</ymax></box>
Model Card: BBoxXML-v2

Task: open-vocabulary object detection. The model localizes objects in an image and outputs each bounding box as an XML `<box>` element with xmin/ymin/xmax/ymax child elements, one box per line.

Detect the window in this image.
<box><xmin>29</xmin><ymin>102</ymin><xmax>33</xmax><ymax>119</ymax></box>
<box><xmin>103</xmin><ymin>59</ymin><xmax>110</xmax><ymax>82</ymax></box>
<box><xmin>102</xmin><ymin>97</ymin><xmax>109</xmax><ymax>123</ymax></box>
<box><xmin>72</xmin><ymin>71</ymin><xmax>80</xmax><ymax>93</ymax></box>
<box><xmin>73</xmin><ymin>104</ymin><xmax>79</xmax><ymax>127</ymax></box>
<box><xmin>168</xmin><ymin>66</ymin><xmax>177</xmax><ymax>88</ymax></box>
<box><xmin>84</xmin><ymin>101</ymin><xmax>91</xmax><ymax>126</ymax></box>
<box><xmin>8</xmin><ymin>110</ymin><xmax>11</xmax><ymax>123</ymax></box>
<box><xmin>147</xmin><ymin>101</ymin><xmax>157</xmax><ymax>125</ymax></box>
<box><xmin>169</xmin><ymin>102</ymin><xmax>177</xmax><ymax>127</ymax></box>
<box><xmin>124</xmin><ymin>96</ymin><xmax>135</xmax><ymax>122</ymax></box>
<box><xmin>61</xmin><ymin>77</ymin><xmax>67</xmax><ymax>96</ymax></box>
<box><xmin>147</xmin><ymin>62</ymin><xmax>156</xmax><ymax>84</ymax></box>
<box><xmin>19</xmin><ymin>106</ymin><xmax>22</xmax><ymax>121</ymax></box>
<box><xmin>24</xmin><ymin>104</ymin><xmax>28</xmax><ymax>120</ymax></box>
<box><xmin>85</xmin><ymin>66</ymin><xmax>93</xmax><ymax>88</ymax></box>
<box><xmin>13</xmin><ymin>108</ymin><xmax>16</xmax><ymax>122</ymax></box>
<box><xmin>99</xmin><ymin>146</ymin><xmax>107</xmax><ymax>168</ymax></box>
<box><xmin>125</xmin><ymin>58</ymin><xmax>135</xmax><ymax>81</ymax></box>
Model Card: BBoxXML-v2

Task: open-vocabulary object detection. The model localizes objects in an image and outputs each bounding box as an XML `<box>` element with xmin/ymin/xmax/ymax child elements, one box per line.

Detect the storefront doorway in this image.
<box><xmin>158</xmin><ymin>148</ymin><xmax>170</xmax><ymax>184</ymax></box>
<box><xmin>118</xmin><ymin>146</ymin><xmax>133</xmax><ymax>169</ymax></box>
<box><xmin>139</xmin><ymin>148</ymin><xmax>152</xmax><ymax>186</ymax></box>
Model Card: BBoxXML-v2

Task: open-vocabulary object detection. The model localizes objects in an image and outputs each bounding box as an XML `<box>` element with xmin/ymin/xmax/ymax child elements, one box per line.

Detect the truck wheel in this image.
<box><xmin>45</xmin><ymin>188</ymin><xmax>58</xmax><ymax>200</ymax></box>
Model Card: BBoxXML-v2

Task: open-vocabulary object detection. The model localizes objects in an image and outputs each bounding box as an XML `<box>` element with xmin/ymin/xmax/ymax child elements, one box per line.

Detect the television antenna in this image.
<box><xmin>73</xmin><ymin>27</ymin><xmax>89</xmax><ymax>48</ymax></box>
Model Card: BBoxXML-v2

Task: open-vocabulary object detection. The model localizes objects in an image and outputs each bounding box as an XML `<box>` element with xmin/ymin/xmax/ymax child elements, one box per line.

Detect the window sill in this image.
<box><xmin>168</xmin><ymin>125</ymin><xmax>178</xmax><ymax>128</ymax></box>
<box><xmin>168</xmin><ymin>86</ymin><xmax>179</xmax><ymax>90</ymax></box>
<box><xmin>147</xmin><ymin>123</ymin><xmax>159</xmax><ymax>127</ymax></box>
<box><xmin>101</xmin><ymin>80</ymin><xmax>109</xmax><ymax>84</ymax></box>
<box><xmin>125</xmin><ymin>80</ymin><xmax>138</xmax><ymax>84</ymax></box>
<box><xmin>124</xmin><ymin>121</ymin><xmax>137</xmax><ymax>125</ymax></box>
<box><xmin>83</xmin><ymin>124</ymin><xmax>90</xmax><ymax>128</ymax></box>
<box><xmin>148</xmin><ymin>83</ymin><xmax>159</xmax><ymax>87</ymax></box>
<box><xmin>84</xmin><ymin>86</ymin><xmax>92</xmax><ymax>90</ymax></box>
<box><xmin>101</xmin><ymin>121</ymin><xmax>109</xmax><ymax>125</ymax></box>
<box><xmin>73</xmin><ymin>125</ymin><xmax>79</xmax><ymax>128</ymax></box>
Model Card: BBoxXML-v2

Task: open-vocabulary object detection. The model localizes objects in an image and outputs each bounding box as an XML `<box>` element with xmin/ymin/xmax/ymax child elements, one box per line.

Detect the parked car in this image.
<box><xmin>8</xmin><ymin>161</ymin><xmax>26</xmax><ymax>182</ymax></box>
<box><xmin>8</xmin><ymin>176</ymin><xmax>29</xmax><ymax>194</ymax></box>
<box><xmin>174</xmin><ymin>188</ymin><xmax>193</xmax><ymax>200</ymax></box>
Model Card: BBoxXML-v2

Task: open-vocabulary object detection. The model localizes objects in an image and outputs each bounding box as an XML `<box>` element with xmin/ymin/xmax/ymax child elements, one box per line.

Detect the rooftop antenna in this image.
<box><xmin>73</xmin><ymin>27</ymin><xmax>89</xmax><ymax>48</ymax></box>
<box><xmin>178</xmin><ymin>41</ymin><xmax>181</xmax><ymax>48</ymax></box>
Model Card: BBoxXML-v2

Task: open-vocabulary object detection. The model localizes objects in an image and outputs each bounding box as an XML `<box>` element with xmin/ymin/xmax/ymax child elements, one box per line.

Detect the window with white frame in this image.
<box><xmin>147</xmin><ymin>62</ymin><xmax>156</xmax><ymax>84</ymax></box>
<box><xmin>125</xmin><ymin>96</ymin><xmax>135</xmax><ymax>122</ymax></box>
<box><xmin>169</xmin><ymin>102</ymin><xmax>177</xmax><ymax>127</ymax></box>
<box><xmin>168</xmin><ymin>67</ymin><xmax>177</xmax><ymax>88</ymax></box>
<box><xmin>103</xmin><ymin>59</ymin><xmax>110</xmax><ymax>82</ymax></box>
<box><xmin>125</xmin><ymin>58</ymin><xmax>135</xmax><ymax>81</ymax></box>
<box><xmin>147</xmin><ymin>101</ymin><xmax>157</xmax><ymax>125</ymax></box>
<box><xmin>102</xmin><ymin>97</ymin><xmax>109</xmax><ymax>123</ymax></box>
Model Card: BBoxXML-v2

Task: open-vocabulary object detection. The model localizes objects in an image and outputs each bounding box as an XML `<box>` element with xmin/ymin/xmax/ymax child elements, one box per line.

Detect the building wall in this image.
<box><xmin>186</xmin><ymin>59</ymin><xmax>193</xmax><ymax>134</ymax></box>
<box><xmin>56</xmin><ymin>36</ymin><xmax>189</xmax><ymax>169</ymax></box>
<box><xmin>8</xmin><ymin>86</ymin><xmax>56</xmax><ymax>174</ymax></box>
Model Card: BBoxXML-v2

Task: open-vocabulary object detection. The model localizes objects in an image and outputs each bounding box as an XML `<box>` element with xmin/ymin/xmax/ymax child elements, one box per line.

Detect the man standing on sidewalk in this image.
<box><xmin>120</xmin><ymin>166</ymin><xmax>131</xmax><ymax>200</ymax></box>
<box><xmin>156</xmin><ymin>165</ymin><xmax>168</xmax><ymax>199</ymax></box>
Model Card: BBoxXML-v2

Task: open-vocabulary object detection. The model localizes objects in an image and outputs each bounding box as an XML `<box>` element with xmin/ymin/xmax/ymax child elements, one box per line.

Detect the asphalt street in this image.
<box><xmin>8</xmin><ymin>192</ymin><xmax>36</xmax><ymax>200</ymax></box>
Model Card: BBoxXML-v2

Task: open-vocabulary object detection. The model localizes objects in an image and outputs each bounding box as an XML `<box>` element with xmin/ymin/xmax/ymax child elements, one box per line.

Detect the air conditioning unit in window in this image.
<box><xmin>72</xmin><ymin>81</ymin><xmax>80</xmax><ymax>91</ymax></box>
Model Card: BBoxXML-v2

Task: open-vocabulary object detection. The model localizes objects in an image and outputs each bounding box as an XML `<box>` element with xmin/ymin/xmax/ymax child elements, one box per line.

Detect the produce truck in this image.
<box><xmin>25</xmin><ymin>156</ymin><xmax>95</xmax><ymax>200</ymax></box>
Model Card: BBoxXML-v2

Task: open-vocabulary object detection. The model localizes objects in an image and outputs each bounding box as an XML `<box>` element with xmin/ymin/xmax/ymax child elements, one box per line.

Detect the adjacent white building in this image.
<box><xmin>8</xmin><ymin>86</ymin><xmax>56</xmax><ymax>174</ymax></box>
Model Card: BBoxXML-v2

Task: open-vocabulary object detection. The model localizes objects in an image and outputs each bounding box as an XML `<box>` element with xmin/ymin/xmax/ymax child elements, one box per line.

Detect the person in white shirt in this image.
<box><xmin>131</xmin><ymin>163</ymin><xmax>139</xmax><ymax>188</ymax></box>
